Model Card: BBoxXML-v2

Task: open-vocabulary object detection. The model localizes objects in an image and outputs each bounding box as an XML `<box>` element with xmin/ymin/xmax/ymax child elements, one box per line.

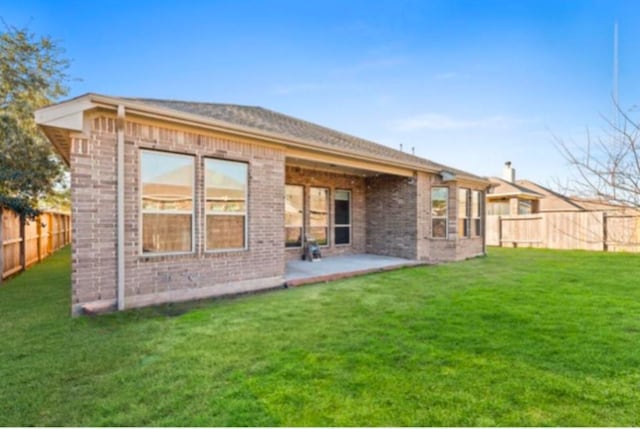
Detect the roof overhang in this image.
<box><xmin>36</xmin><ymin>93</ymin><xmax>490</xmax><ymax>184</ymax></box>
<box><xmin>34</xmin><ymin>96</ymin><xmax>100</xmax><ymax>165</ymax></box>
<box><xmin>487</xmin><ymin>192</ymin><xmax>541</xmax><ymax>200</ymax></box>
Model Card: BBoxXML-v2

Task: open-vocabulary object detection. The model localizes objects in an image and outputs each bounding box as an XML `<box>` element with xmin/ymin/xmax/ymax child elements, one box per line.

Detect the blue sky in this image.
<box><xmin>4</xmin><ymin>0</ymin><xmax>640</xmax><ymax>185</ymax></box>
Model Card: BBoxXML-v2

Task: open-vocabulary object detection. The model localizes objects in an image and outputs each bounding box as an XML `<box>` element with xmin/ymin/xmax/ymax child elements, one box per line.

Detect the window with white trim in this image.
<box><xmin>334</xmin><ymin>189</ymin><xmax>351</xmax><ymax>245</ymax></box>
<box><xmin>472</xmin><ymin>190</ymin><xmax>482</xmax><ymax>237</ymax></box>
<box><xmin>141</xmin><ymin>150</ymin><xmax>194</xmax><ymax>254</ymax></box>
<box><xmin>205</xmin><ymin>158</ymin><xmax>248</xmax><ymax>251</ymax></box>
<box><xmin>309</xmin><ymin>187</ymin><xmax>329</xmax><ymax>246</ymax></box>
<box><xmin>285</xmin><ymin>185</ymin><xmax>304</xmax><ymax>248</ymax></box>
<box><xmin>431</xmin><ymin>187</ymin><xmax>448</xmax><ymax>238</ymax></box>
<box><xmin>458</xmin><ymin>188</ymin><xmax>470</xmax><ymax>238</ymax></box>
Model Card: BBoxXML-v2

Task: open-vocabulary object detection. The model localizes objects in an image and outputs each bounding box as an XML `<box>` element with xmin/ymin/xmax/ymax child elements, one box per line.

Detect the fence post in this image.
<box><xmin>36</xmin><ymin>215</ymin><xmax>42</xmax><ymax>262</ymax></box>
<box><xmin>498</xmin><ymin>216</ymin><xmax>503</xmax><ymax>247</ymax></box>
<box><xmin>47</xmin><ymin>213</ymin><xmax>53</xmax><ymax>256</ymax></box>
<box><xmin>603</xmin><ymin>212</ymin><xmax>608</xmax><ymax>252</ymax></box>
<box><xmin>19</xmin><ymin>214</ymin><xmax>26</xmax><ymax>273</ymax></box>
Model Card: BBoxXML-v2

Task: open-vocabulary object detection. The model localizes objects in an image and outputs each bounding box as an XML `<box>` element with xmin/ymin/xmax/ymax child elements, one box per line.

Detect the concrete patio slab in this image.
<box><xmin>285</xmin><ymin>253</ymin><xmax>428</xmax><ymax>287</ymax></box>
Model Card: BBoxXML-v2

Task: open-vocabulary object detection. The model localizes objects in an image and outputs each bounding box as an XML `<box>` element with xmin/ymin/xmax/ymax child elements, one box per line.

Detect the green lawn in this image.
<box><xmin>1</xmin><ymin>246</ymin><xmax>639</xmax><ymax>426</ymax></box>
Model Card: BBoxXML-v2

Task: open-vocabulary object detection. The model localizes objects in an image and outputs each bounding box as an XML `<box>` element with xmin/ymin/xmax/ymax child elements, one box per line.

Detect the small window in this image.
<box><xmin>518</xmin><ymin>200</ymin><xmax>532</xmax><ymax>215</ymax></box>
<box><xmin>285</xmin><ymin>185</ymin><xmax>304</xmax><ymax>248</ymax></box>
<box><xmin>472</xmin><ymin>190</ymin><xmax>482</xmax><ymax>237</ymax></box>
<box><xmin>431</xmin><ymin>187</ymin><xmax>448</xmax><ymax>238</ymax></box>
<box><xmin>334</xmin><ymin>190</ymin><xmax>351</xmax><ymax>245</ymax></box>
<box><xmin>205</xmin><ymin>158</ymin><xmax>248</xmax><ymax>251</ymax></box>
<box><xmin>488</xmin><ymin>201</ymin><xmax>510</xmax><ymax>216</ymax></box>
<box><xmin>458</xmin><ymin>188</ymin><xmax>470</xmax><ymax>238</ymax></box>
<box><xmin>309</xmin><ymin>187</ymin><xmax>329</xmax><ymax>246</ymax></box>
<box><xmin>141</xmin><ymin>150</ymin><xmax>194</xmax><ymax>254</ymax></box>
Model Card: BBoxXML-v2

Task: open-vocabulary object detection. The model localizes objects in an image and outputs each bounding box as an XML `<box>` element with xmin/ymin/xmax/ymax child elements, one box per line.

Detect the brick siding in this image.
<box><xmin>365</xmin><ymin>174</ymin><xmax>418</xmax><ymax>259</ymax></box>
<box><xmin>70</xmin><ymin>113</ymin><xmax>285</xmax><ymax>314</ymax></box>
<box><xmin>69</xmin><ymin>113</ymin><xmax>486</xmax><ymax>315</ymax></box>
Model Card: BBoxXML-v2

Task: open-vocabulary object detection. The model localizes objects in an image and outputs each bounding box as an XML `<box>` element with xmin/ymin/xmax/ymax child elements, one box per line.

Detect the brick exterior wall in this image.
<box><xmin>70</xmin><ymin>135</ymin><xmax>118</xmax><ymax>307</ymax></box>
<box><xmin>365</xmin><ymin>174</ymin><xmax>418</xmax><ymax>259</ymax></box>
<box><xmin>285</xmin><ymin>166</ymin><xmax>366</xmax><ymax>260</ymax></box>
<box><xmin>365</xmin><ymin>172</ymin><xmax>485</xmax><ymax>262</ymax></box>
<box><xmin>416</xmin><ymin>174</ymin><xmax>485</xmax><ymax>262</ymax></box>
<box><xmin>70</xmin><ymin>113</ymin><xmax>286</xmax><ymax>314</ymax></box>
<box><xmin>68</xmin><ymin>112</ymin><xmax>486</xmax><ymax>315</ymax></box>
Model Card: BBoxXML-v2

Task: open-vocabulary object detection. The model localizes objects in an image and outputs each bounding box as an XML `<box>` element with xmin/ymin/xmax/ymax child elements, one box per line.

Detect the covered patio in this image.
<box><xmin>285</xmin><ymin>253</ymin><xmax>426</xmax><ymax>287</ymax></box>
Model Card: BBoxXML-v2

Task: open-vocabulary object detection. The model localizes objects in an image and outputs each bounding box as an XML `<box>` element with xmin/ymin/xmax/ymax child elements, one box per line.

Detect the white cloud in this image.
<box><xmin>391</xmin><ymin>113</ymin><xmax>528</xmax><ymax>132</ymax></box>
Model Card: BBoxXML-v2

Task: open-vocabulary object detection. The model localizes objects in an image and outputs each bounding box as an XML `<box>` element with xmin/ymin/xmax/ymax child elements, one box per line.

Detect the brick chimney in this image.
<box><xmin>503</xmin><ymin>161</ymin><xmax>516</xmax><ymax>183</ymax></box>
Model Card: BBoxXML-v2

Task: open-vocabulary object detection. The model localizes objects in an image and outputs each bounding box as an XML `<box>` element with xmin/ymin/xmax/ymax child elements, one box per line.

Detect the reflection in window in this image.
<box><xmin>205</xmin><ymin>158</ymin><xmax>248</xmax><ymax>250</ymax></box>
<box><xmin>472</xmin><ymin>190</ymin><xmax>482</xmax><ymax>236</ymax></box>
<box><xmin>488</xmin><ymin>201</ymin><xmax>510</xmax><ymax>215</ymax></box>
<box><xmin>141</xmin><ymin>150</ymin><xmax>194</xmax><ymax>254</ymax></box>
<box><xmin>431</xmin><ymin>187</ymin><xmax>448</xmax><ymax>238</ymax></box>
<box><xmin>518</xmin><ymin>200</ymin><xmax>532</xmax><ymax>215</ymax></box>
<box><xmin>334</xmin><ymin>190</ymin><xmax>351</xmax><ymax>245</ymax></box>
<box><xmin>285</xmin><ymin>185</ymin><xmax>304</xmax><ymax>247</ymax></box>
<box><xmin>309</xmin><ymin>187</ymin><xmax>329</xmax><ymax>245</ymax></box>
<box><xmin>458</xmin><ymin>188</ymin><xmax>470</xmax><ymax>238</ymax></box>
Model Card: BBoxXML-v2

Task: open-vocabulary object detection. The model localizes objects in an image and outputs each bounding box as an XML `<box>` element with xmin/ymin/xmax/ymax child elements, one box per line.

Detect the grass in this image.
<box><xmin>1</xmin><ymin>246</ymin><xmax>639</xmax><ymax>426</ymax></box>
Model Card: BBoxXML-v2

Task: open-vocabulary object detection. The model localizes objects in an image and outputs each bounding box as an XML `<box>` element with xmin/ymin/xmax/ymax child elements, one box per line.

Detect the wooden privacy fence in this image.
<box><xmin>1</xmin><ymin>208</ymin><xmax>71</xmax><ymax>281</ymax></box>
<box><xmin>487</xmin><ymin>212</ymin><xmax>640</xmax><ymax>252</ymax></box>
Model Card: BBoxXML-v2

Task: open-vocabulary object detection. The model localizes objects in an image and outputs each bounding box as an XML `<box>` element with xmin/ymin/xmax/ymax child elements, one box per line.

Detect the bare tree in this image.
<box><xmin>555</xmin><ymin>102</ymin><xmax>640</xmax><ymax>209</ymax></box>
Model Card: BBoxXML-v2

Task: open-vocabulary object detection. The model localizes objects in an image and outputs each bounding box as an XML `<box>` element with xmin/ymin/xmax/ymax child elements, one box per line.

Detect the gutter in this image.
<box><xmin>116</xmin><ymin>105</ymin><xmax>125</xmax><ymax>310</ymax></box>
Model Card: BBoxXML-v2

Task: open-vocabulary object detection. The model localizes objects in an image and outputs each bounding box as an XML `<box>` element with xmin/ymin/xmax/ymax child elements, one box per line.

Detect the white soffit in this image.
<box><xmin>34</xmin><ymin>97</ymin><xmax>95</xmax><ymax>131</ymax></box>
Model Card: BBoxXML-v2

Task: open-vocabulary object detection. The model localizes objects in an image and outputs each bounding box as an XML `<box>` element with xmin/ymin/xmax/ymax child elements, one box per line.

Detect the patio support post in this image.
<box><xmin>116</xmin><ymin>105</ymin><xmax>126</xmax><ymax>310</ymax></box>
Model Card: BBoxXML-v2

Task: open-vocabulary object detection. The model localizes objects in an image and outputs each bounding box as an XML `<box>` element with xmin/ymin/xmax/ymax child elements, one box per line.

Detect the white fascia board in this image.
<box><xmin>488</xmin><ymin>192</ymin><xmax>541</xmax><ymax>199</ymax></box>
<box><xmin>34</xmin><ymin>97</ymin><xmax>96</xmax><ymax>131</ymax></box>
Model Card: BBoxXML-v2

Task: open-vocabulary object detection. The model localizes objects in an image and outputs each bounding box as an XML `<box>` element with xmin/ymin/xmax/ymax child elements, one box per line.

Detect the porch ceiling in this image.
<box><xmin>286</xmin><ymin>156</ymin><xmax>412</xmax><ymax>178</ymax></box>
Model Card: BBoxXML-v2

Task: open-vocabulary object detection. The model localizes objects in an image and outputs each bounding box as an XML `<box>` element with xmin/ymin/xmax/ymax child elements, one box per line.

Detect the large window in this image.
<box><xmin>458</xmin><ymin>188</ymin><xmax>470</xmax><ymax>238</ymax></box>
<box><xmin>334</xmin><ymin>190</ymin><xmax>351</xmax><ymax>245</ymax></box>
<box><xmin>472</xmin><ymin>190</ymin><xmax>482</xmax><ymax>236</ymax></box>
<box><xmin>285</xmin><ymin>185</ymin><xmax>304</xmax><ymax>248</ymax></box>
<box><xmin>431</xmin><ymin>187</ymin><xmax>448</xmax><ymax>238</ymax></box>
<box><xmin>310</xmin><ymin>187</ymin><xmax>329</xmax><ymax>246</ymax></box>
<box><xmin>141</xmin><ymin>150</ymin><xmax>194</xmax><ymax>254</ymax></box>
<box><xmin>205</xmin><ymin>158</ymin><xmax>248</xmax><ymax>251</ymax></box>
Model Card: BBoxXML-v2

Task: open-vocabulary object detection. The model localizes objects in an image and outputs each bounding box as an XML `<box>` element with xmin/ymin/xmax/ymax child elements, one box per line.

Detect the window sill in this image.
<box><xmin>139</xmin><ymin>251</ymin><xmax>196</xmax><ymax>262</ymax></box>
<box><xmin>204</xmin><ymin>248</ymin><xmax>248</xmax><ymax>255</ymax></box>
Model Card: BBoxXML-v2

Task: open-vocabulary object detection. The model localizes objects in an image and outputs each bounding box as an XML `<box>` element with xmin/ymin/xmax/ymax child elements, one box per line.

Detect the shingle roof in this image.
<box><xmin>515</xmin><ymin>180</ymin><xmax>585</xmax><ymax>211</ymax></box>
<box><xmin>488</xmin><ymin>177</ymin><xmax>543</xmax><ymax>197</ymax></box>
<box><xmin>122</xmin><ymin>97</ymin><xmax>487</xmax><ymax>182</ymax></box>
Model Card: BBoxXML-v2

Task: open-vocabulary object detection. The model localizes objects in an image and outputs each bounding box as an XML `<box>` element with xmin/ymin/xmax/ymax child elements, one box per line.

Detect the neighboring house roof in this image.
<box><xmin>515</xmin><ymin>180</ymin><xmax>586</xmax><ymax>212</ymax></box>
<box><xmin>489</xmin><ymin>176</ymin><xmax>633</xmax><ymax>213</ymax></box>
<box><xmin>487</xmin><ymin>177</ymin><xmax>543</xmax><ymax>199</ymax></box>
<box><xmin>35</xmin><ymin>93</ymin><xmax>489</xmax><ymax>185</ymax></box>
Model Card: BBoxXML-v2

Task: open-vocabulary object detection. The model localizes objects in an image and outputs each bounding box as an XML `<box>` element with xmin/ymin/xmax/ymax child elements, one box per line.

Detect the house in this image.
<box><xmin>487</xmin><ymin>162</ymin><xmax>630</xmax><ymax>215</ymax></box>
<box><xmin>485</xmin><ymin>161</ymin><xmax>640</xmax><ymax>251</ymax></box>
<box><xmin>35</xmin><ymin>93</ymin><xmax>490</xmax><ymax>315</ymax></box>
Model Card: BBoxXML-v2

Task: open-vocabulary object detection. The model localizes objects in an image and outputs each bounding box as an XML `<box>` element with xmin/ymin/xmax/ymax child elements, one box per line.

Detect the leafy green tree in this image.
<box><xmin>1</xmin><ymin>22</ymin><xmax>70</xmax><ymax>135</ymax></box>
<box><xmin>0</xmin><ymin>22</ymin><xmax>71</xmax><ymax>280</ymax></box>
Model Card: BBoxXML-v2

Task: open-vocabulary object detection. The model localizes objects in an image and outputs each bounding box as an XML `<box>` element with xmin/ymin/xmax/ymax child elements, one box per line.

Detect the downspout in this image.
<box><xmin>483</xmin><ymin>184</ymin><xmax>491</xmax><ymax>255</ymax></box>
<box><xmin>117</xmin><ymin>105</ymin><xmax>126</xmax><ymax>310</ymax></box>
